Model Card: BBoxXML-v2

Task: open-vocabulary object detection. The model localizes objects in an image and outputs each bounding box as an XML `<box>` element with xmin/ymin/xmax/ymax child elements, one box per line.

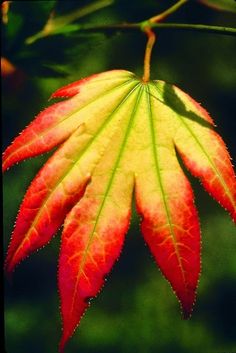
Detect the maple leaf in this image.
<box><xmin>3</xmin><ymin>70</ymin><xmax>236</xmax><ymax>352</ymax></box>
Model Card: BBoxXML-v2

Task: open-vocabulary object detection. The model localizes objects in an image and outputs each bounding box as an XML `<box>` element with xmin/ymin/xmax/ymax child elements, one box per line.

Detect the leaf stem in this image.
<box><xmin>142</xmin><ymin>27</ymin><xmax>156</xmax><ymax>83</ymax></box>
<box><xmin>149</xmin><ymin>0</ymin><xmax>189</xmax><ymax>23</ymax></box>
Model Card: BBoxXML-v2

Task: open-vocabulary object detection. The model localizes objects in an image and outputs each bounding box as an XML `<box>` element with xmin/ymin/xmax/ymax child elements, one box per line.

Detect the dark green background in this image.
<box><xmin>2</xmin><ymin>1</ymin><xmax>236</xmax><ymax>352</ymax></box>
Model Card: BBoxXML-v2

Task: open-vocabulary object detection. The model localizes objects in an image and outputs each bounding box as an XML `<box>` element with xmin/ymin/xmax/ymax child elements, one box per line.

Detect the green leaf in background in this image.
<box><xmin>2</xmin><ymin>0</ymin><xmax>57</xmax><ymax>57</ymax></box>
<box><xmin>25</xmin><ymin>0</ymin><xmax>114</xmax><ymax>44</ymax></box>
<box><xmin>198</xmin><ymin>0</ymin><xmax>236</xmax><ymax>13</ymax></box>
<box><xmin>2</xmin><ymin>0</ymin><xmax>115</xmax><ymax>78</ymax></box>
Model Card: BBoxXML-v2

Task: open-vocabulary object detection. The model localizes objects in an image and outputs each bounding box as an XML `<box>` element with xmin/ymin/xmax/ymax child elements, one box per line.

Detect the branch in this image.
<box><xmin>149</xmin><ymin>0</ymin><xmax>189</xmax><ymax>23</ymax></box>
<box><xmin>60</xmin><ymin>22</ymin><xmax>236</xmax><ymax>37</ymax></box>
<box><xmin>150</xmin><ymin>22</ymin><xmax>236</xmax><ymax>36</ymax></box>
<box><xmin>24</xmin><ymin>0</ymin><xmax>236</xmax><ymax>46</ymax></box>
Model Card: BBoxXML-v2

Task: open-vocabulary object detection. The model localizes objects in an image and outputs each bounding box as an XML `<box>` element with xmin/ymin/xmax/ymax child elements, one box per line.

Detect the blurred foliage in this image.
<box><xmin>198</xmin><ymin>0</ymin><xmax>236</xmax><ymax>13</ymax></box>
<box><xmin>2</xmin><ymin>1</ymin><xmax>236</xmax><ymax>353</ymax></box>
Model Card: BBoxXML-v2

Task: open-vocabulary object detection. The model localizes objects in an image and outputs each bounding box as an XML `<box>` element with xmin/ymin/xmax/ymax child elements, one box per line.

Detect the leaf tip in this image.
<box><xmin>50</xmin><ymin>74</ymin><xmax>99</xmax><ymax>100</ymax></box>
<box><xmin>50</xmin><ymin>84</ymin><xmax>79</xmax><ymax>99</ymax></box>
<box><xmin>58</xmin><ymin>336</ymin><xmax>66</xmax><ymax>353</ymax></box>
<box><xmin>4</xmin><ymin>253</ymin><xmax>16</xmax><ymax>278</ymax></box>
<box><xmin>4</xmin><ymin>264</ymin><xmax>14</xmax><ymax>284</ymax></box>
<box><xmin>58</xmin><ymin>320</ymin><xmax>80</xmax><ymax>353</ymax></box>
<box><xmin>181</xmin><ymin>302</ymin><xmax>194</xmax><ymax>320</ymax></box>
<box><xmin>178</xmin><ymin>284</ymin><xmax>199</xmax><ymax>321</ymax></box>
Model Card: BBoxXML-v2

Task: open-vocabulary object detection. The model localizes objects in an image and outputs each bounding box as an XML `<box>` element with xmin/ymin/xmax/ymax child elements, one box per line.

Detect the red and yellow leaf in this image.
<box><xmin>2</xmin><ymin>70</ymin><xmax>132</xmax><ymax>172</ymax></box>
<box><xmin>3</xmin><ymin>70</ymin><xmax>236</xmax><ymax>352</ymax></box>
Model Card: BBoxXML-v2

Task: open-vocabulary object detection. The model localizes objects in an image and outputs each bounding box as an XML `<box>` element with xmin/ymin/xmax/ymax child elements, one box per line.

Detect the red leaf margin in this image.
<box><xmin>3</xmin><ymin>70</ymin><xmax>236</xmax><ymax>352</ymax></box>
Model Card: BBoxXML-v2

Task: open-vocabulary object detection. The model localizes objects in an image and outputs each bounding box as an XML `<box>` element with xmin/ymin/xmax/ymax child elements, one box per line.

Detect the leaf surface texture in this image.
<box><xmin>3</xmin><ymin>70</ymin><xmax>236</xmax><ymax>352</ymax></box>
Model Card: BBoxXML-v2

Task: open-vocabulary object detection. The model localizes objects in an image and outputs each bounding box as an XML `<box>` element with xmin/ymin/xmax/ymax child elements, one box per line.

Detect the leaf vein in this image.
<box><xmin>10</xmin><ymin>80</ymin><xmax>140</xmax><ymax>267</ymax></box>
<box><xmin>146</xmin><ymin>84</ymin><xmax>187</xmax><ymax>285</ymax></box>
<box><xmin>70</xmin><ymin>85</ymin><xmax>144</xmax><ymax>313</ymax></box>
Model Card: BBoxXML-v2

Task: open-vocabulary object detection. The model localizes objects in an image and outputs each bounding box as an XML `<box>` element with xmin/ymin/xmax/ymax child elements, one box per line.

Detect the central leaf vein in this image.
<box><xmin>146</xmin><ymin>85</ymin><xmax>187</xmax><ymax>285</ymax></box>
<box><xmin>70</xmin><ymin>85</ymin><xmax>144</xmax><ymax>312</ymax></box>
